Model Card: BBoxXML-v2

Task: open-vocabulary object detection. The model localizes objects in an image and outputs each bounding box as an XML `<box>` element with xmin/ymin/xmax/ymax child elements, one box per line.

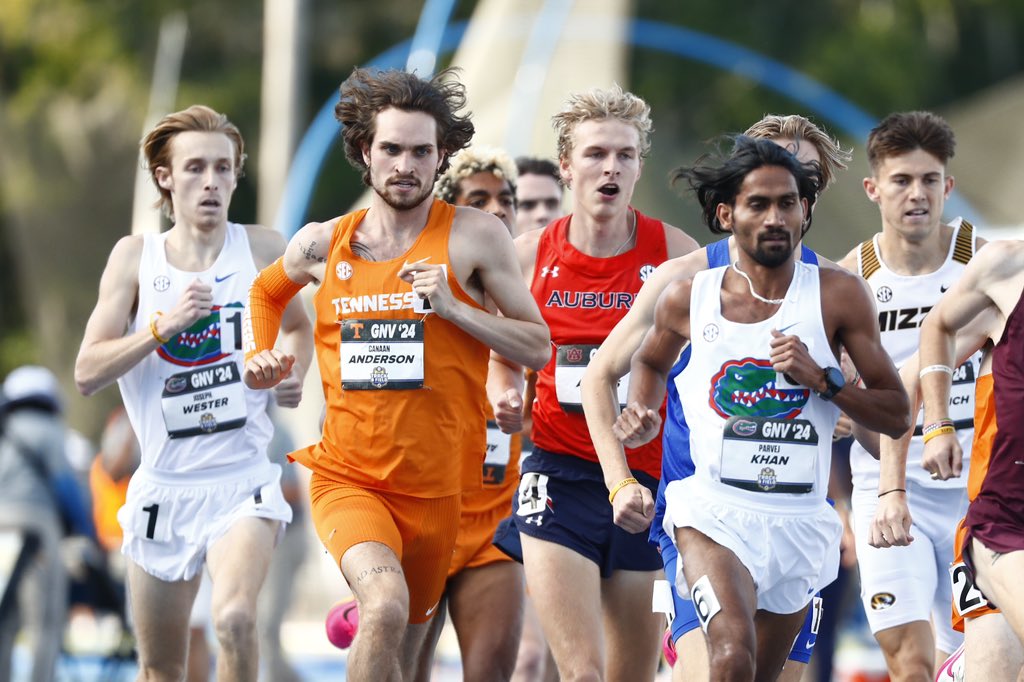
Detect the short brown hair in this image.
<box><xmin>552</xmin><ymin>85</ymin><xmax>652</xmax><ymax>163</ymax></box>
<box><xmin>866</xmin><ymin>111</ymin><xmax>956</xmax><ymax>171</ymax></box>
<box><xmin>335</xmin><ymin>67</ymin><xmax>475</xmax><ymax>186</ymax></box>
<box><xmin>744</xmin><ymin>114</ymin><xmax>851</xmax><ymax>191</ymax></box>
<box><xmin>141</xmin><ymin>105</ymin><xmax>245</xmax><ymax>217</ymax></box>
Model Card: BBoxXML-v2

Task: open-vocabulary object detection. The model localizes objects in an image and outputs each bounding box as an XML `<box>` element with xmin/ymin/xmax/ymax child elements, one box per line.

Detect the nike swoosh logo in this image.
<box><xmin>805</xmin><ymin>637</ymin><xmax>816</xmax><ymax>649</ymax></box>
<box><xmin>215</xmin><ymin>272</ymin><xmax>238</xmax><ymax>283</ymax></box>
<box><xmin>425</xmin><ymin>602</ymin><xmax>439</xmax><ymax>617</ymax></box>
<box><xmin>777</xmin><ymin>322</ymin><xmax>800</xmax><ymax>334</ymax></box>
<box><xmin>940</xmin><ymin>285</ymin><xmax>950</xmax><ymax>293</ymax></box>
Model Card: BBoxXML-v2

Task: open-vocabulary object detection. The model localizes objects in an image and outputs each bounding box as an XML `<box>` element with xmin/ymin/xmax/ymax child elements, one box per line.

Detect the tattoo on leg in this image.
<box><xmin>301</xmin><ymin>240</ymin><xmax>327</xmax><ymax>263</ymax></box>
<box><xmin>356</xmin><ymin>565</ymin><xmax>402</xmax><ymax>583</ymax></box>
<box><xmin>351</xmin><ymin>241</ymin><xmax>376</xmax><ymax>262</ymax></box>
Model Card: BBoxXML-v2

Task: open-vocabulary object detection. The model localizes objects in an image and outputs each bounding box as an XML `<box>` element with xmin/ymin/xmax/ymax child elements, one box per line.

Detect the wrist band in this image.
<box><xmin>919</xmin><ymin>365</ymin><xmax>953</xmax><ymax>379</ymax></box>
<box><xmin>608</xmin><ymin>477</ymin><xmax>639</xmax><ymax>504</ymax></box>
<box><xmin>149</xmin><ymin>312</ymin><xmax>170</xmax><ymax>344</ymax></box>
<box><xmin>922</xmin><ymin>425</ymin><xmax>955</xmax><ymax>444</ymax></box>
<box><xmin>877</xmin><ymin>488</ymin><xmax>906</xmax><ymax>498</ymax></box>
<box><xmin>922</xmin><ymin>419</ymin><xmax>954</xmax><ymax>435</ymax></box>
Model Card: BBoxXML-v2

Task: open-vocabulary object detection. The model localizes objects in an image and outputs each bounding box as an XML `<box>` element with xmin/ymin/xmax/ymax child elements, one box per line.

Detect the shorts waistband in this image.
<box><xmin>136</xmin><ymin>458</ymin><xmax>273</xmax><ymax>486</ymax></box>
<box><xmin>672</xmin><ymin>477</ymin><xmax>829</xmax><ymax>515</ymax></box>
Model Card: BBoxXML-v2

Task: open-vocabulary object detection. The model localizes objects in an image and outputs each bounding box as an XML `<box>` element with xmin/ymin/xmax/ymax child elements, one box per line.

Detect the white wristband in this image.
<box><xmin>918</xmin><ymin>364</ymin><xmax>953</xmax><ymax>379</ymax></box>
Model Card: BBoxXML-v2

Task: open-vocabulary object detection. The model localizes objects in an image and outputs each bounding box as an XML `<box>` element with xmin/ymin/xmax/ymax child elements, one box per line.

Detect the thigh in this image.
<box><xmin>970</xmin><ymin>540</ymin><xmax>1024</xmax><ymax>643</ymax></box>
<box><xmin>127</xmin><ymin>560</ymin><xmax>202</xmax><ymax>668</ymax></box>
<box><xmin>601</xmin><ymin>569</ymin><xmax>663</xmax><ymax>682</ymax></box>
<box><xmin>521</xmin><ymin>534</ymin><xmax>604</xmax><ymax>673</ymax></box>
<box><xmin>853</xmin><ymin>492</ymin><xmax>937</xmax><ymax>633</ymax></box>
<box><xmin>448</xmin><ymin>561</ymin><xmax>525</xmax><ymax>681</ymax></box>
<box><xmin>206</xmin><ymin>515</ymin><xmax>279</xmax><ymax>611</ymax></box>
<box><xmin>675</xmin><ymin>527</ymin><xmax>757</xmax><ymax>653</ymax></box>
<box><xmin>753</xmin><ymin>607</ymin><xmax>809</xmax><ymax>682</ymax></box>
<box><xmin>964</xmin><ymin>611</ymin><xmax>1024</xmax><ymax>680</ymax></box>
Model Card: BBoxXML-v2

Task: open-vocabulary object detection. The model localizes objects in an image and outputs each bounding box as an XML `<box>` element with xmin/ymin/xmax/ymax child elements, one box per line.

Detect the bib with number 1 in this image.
<box><xmin>160</xmin><ymin>307</ymin><xmax>248</xmax><ymax>438</ymax></box>
<box><xmin>555</xmin><ymin>344</ymin><xmax>629</xmax><ymax>413</ymax></box>
<box><xmin>720</xmin><ymin>416</ymin><xmax>818</xmax><ymax>493</ymax></box>
<box><xmin>340</xmin><ymin>319</ymin><xmax>424</xmax><ymax>389</ymax></box>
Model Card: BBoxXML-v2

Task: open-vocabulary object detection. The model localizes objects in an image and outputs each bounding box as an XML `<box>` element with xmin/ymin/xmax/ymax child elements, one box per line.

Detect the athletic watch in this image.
<box><xmin>817</xmin><ymin>366</ymin><xmax>846</xmax><ymax>401</ymax></box>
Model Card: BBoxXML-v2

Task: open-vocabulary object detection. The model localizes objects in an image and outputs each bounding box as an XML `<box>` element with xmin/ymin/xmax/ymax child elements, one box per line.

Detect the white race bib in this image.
<box><xmin>340</xmin><ymin>319</ymin><xmax>424</xmax><ymax>390</ymax></box>
<box><xmin>719</xmin><ymin>416</ymin><xmax>818</xmax><ymax>493</ymax></box>
<box><xmin>484</xmin><ymin>420</ymin><xmax>512</xmax><ymax>485</ymax></box>
<box><xmin>554</xmin><ymin>344</ymin><xmax>629</xmax><ymax>413</ymax></box>
<box><xmin>161</xmin><ymin>362</ymin><xmax>247</xmax><ymax>439</ymax></box>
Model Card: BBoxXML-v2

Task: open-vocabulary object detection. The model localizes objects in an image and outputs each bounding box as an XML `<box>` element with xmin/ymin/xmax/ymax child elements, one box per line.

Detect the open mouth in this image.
<box><xmin>598</xmin><ymin>184</ymin><xmax>620</xmax><ymax>197</ymax></box>
<box><xmin>390</xmin><ymin>178</ymin><xmax>419</xmax><ymax>190</ymax></box>
<box><xmin>905</xmin><ymin>208</ymin><xmax>928</xmax><ymax>218</ymax></box>
<box><xmin>199</xmin><ymin>199</ymin><xmax>221</xmax><ymax>208</ymax></box>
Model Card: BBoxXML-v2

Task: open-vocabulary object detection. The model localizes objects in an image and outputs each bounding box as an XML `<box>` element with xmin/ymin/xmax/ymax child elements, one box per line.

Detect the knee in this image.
<box><xmin>885</xmin><ymin>647</ymin><xmax>934</xmax><ymax>680</ymax></box>
<box><xmin>137</xmin><ymin>661</ymin><xmax>187</xmax><ymax>682</ymax></box>
<box><xmin>359</xmin><ymin>596</ymin><xmax>409</xmax><ymax>637</ymax></box>
<box><xmin>213</xmin><ymin>604</ymin><xmax>257</xmax><ymax>652</ymax></box>
<box><xmin>513</xmin><ymin>639</ymin><xmax>546</xmax><ymax>679</ymax></box>
<box><xmin>708</xmin><ymin>639</ymin><xmax>756</xmax><ymax>682</ymax></box>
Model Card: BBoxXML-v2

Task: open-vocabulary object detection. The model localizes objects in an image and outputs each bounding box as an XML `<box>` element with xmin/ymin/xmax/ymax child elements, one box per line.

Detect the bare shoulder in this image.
<box><xmin>661</xmin><ymin>222</ymin><xmax>700</xmax><ymax>258</ymax></box>
<box><xmin>835</xmin><ymin>242</ymin><xmax>863</xmax><ymax>272</ymax></box>
<box><xmin>106</xmin><ymin>234</ymin><xmax>145</xmax><ymax>279</ymax></box>
<box><xmin>651</xmin><ymin>246</ymin><xmax>710</xmax><ymax>282</ymax></box>
<box><xmin>816</xmin><ymin>253</ymin><xmax>841</xmax><ymax>270</ymax></box>
<box><xmin>243</xmin><ymin>224</ymin><xmax>287</xmax><ymax>268</ymax></box>
<box><xmin>453</xmin><ymin>205</ymin><xmax>511</xmax><ymax>242</ymax></box>
<box><xmin>819</xmin><ymin>265</ymin><xmax>870</xmax><ymax>301</ymax></box>
<box><xmin>975</xmin><ymin>239</ymin><xmax>1024</xmax><ymax>280</ymax></box>
<box><xmin>292</xmin><ymin>219</ymin><xmax>338</xmax><ymax>258</ymax></box>
<box><xmin>513</xmin><ymin>225</ymin><xmax>545</xmax><ymax>274</ymax></box>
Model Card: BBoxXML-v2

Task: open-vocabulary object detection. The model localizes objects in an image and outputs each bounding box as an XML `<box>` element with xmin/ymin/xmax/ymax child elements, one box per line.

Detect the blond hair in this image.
<box><xmin>552</xmin><ymin>84</ymin><xmax>652</xmax><ymax>163</ymax></box>
<box><xmin>141</xmin><ymin>105</ymin><xmax>245</xmax><ymax>217</ymax></box>
<box><xmin>434</xmin><ymin>145</ymin><xmax>518</xmax><ymax>203</ymax></box>
<box><xmin>744</xmin><ymin>114</ymin><xmax>851</xmax><ymax>191</ymax></box>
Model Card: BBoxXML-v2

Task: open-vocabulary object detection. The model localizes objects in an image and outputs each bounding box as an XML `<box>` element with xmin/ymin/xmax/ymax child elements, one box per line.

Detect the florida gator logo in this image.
<box><xmin>156</xmin><ymin>303</ymin><xmax>244</xmax><ymax>367</ymax></box>
<box><xmin>709</xmin><ymin>357</ymin><xmax>808</xmax><ymax>419</ymax></box>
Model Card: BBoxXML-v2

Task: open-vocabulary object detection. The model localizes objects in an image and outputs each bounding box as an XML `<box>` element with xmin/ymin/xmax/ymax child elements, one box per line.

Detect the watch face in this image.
<box><xmin>823</xmin><ymin>366</ymin><xmax>845</xmax><ymax>398</ymax></box>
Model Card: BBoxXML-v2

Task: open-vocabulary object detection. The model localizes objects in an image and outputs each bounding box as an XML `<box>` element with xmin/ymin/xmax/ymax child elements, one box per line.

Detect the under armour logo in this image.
<box><xmin>525</xmin><ymin>516</ymin><xmax>544</xmax><ymax>526</ymax></box>
<box><xmin>541</xmin><ymin>266</ymin><xmax>560</xmax><ymax>278</ymax></box>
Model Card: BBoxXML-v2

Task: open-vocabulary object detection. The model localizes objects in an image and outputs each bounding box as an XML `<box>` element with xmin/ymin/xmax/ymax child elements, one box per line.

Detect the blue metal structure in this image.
<box><xmin>272</xmin><ymin>13</ymin><xmax>973</xmax><ymax>237</ymax></box>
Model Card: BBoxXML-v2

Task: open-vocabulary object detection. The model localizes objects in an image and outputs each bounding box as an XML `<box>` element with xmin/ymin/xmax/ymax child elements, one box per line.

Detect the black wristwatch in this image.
<box><xmin>817</xmin><ymin>366</ymin><xmax>846</xmax><ymax>401</ymax></box>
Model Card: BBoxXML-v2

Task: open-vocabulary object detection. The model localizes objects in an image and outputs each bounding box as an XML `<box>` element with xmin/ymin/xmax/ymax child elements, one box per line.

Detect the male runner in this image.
<box><xmin>75</xmin><ymin>104</ymin><xmax>311</xmax><ymax>681</ymax></box>
<box><xmin>242</xmin><ymin>67</ymin><xmax>549</xmax><ymax>682</ymax></box>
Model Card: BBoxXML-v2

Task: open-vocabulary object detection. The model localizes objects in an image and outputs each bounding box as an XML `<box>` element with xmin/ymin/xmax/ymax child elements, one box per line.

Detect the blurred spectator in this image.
<box><xmin>0</xmin><ymin>365</ymin><xmax>93</xmax><ymax>682</ymax></box>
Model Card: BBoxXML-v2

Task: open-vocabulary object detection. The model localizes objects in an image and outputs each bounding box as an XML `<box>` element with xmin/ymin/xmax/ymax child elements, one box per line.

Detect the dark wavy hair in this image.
<box><xmin>671</xmin><ymin>135</ymin><xmax>822</xmax><ymax>235</ymax></box>
<box><xmin>866</xmin><ymin>110</ymin><xmax>956</xmax><ymax>171</ymax></box>
<box><xmin>335</xmin><ymin>67</ymin><xmax>475</xmax><ymax>186</ymax></box>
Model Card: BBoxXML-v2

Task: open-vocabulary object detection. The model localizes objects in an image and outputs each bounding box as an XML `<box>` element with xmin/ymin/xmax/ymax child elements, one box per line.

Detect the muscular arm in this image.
<box><xmin>441</xmin><ymin>211</ymin><xmax>549</xmax><ymax>370</ymax></box>
<box><xmin>663</xmin><ymin>222</ymin><xmax>700</xmax><ymax>259</ymax></box>
<box><xmin>75</xmin><ymin>237</ymin><xmax>149</xmax><ymax>395</ymax></box>
<box><xmin>824</xmin><ymin>270</ymin><xmax>910</xmax><ymax>438</ymax></box>
<box><xmin>582</xmin><ymin>250</ymin><xmax>708</xmax><ymax>489</ymax></box>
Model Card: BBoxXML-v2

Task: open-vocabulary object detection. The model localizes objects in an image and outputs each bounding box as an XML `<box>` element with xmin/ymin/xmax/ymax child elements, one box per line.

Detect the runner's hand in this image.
<box><xmin>869</xmin><ymin>490</ymin><xmax>914</xmax><ymax>548</ymax></box>
<box><xmin>244</xmin><ymin>349</ymin><xmax>295</xmax><ymax>390</ymax></box>
<box><xmin>163</xmin><ymin>278</ymin><xmax>213</xmax><ymax>336</ymax></box>
<box><xmin>921</xmin><ymin>432</ymin><xmax>963</xmax><ymax>480</ymax></box>
<box><xmin>493</xmin><ymin>388</ymin><xmax>524</xmax><ymax>433</ymax></box>
<box><xmin>613</xmin><ymin>401</ymin><xmax>661</xmax><ymax>448</ymax></box>
<box><xmin>611</xmin><ymin>481</ymin><xmax>654</xmax><ymax>534</ymax></box>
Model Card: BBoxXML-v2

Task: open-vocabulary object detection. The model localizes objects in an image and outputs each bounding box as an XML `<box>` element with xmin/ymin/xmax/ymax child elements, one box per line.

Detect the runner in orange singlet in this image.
<box><xmin>242</xmin><ymin>68</ymin><xmax>549</xmax><ymax>682</ymax></box>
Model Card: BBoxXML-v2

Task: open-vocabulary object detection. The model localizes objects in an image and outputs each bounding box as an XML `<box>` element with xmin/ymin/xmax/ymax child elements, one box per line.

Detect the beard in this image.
<box><xmin>371</xmin><ymin>174</ymin><xmax>433</xmax><ymax>211</ymax></box>
<box><xmin>751</xmin><ymin>233</ymin><xmax>794</xmax><ymax>268</ymax></box>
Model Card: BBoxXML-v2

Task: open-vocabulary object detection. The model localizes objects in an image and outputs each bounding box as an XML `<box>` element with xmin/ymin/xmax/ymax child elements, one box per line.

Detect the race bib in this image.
<box><xmin>161</xmin><ymin>362</ymin><xmax>247</xmax><ymax>439</ymax></box>
<box><xmin>132</xmin><ymin>499</ymin><xmax>173</xmax><ymax>543</ymax></box>
<box><xmin>720</xmin><ymin>416</ymin><xmax>818</xmax><ymax>493</ymax></box>
<box><xmin>950</xmin><ymin>561</ymin><xmax>989</xmax><ymax>618</ymax></box>
<box><xmin>340</xmin><ymin>319</ymin><xmax>424</xmax><ymax>390</ymax></box>
<box><xmin>483</xmin><ymin>420</ymin><xmax>512</xmax><ymax>485</ymax></box>
<box><xmin>554</xmin><ymin>344</ymin><xmax>629</xmax><ymax>413</ymax></box>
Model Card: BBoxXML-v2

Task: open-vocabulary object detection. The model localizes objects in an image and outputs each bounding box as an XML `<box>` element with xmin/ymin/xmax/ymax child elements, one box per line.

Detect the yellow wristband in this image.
<box><xmin>922</xmin><ymin>425</ymin><xmax>955</xmax><ymax>444</ymax></box>
<box><xmin>608</xmin><ymin>477</ymin><xmax>639</xmax><ymax>504</ymax></box>
<box><xmin>149</xmin><ymin>312</ymin><xmax>170</xmax><ymax>345</ymax></box>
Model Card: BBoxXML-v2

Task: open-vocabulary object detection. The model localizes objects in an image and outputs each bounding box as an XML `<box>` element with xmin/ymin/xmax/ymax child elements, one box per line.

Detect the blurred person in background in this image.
<box><xmin>514</xmin><ymin>157</ymin><xmax>563</xmax><ymax>235</ymax></box>
<box><xmin>0</xmin><ymin>365</ymin><xmax>95</xmax><ymax>682</ymax></box>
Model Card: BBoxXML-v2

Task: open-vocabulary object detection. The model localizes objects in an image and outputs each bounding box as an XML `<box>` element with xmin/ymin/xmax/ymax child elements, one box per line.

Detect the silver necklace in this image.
<box><xmin>732</xmin><ymin>262</ymin><xmax>785</xmax><ymax>305</ymax></box>
<box><xmin>612</xmin><ymin>209</ymin><xmax>637</xmax><ymax>256</ymax></box>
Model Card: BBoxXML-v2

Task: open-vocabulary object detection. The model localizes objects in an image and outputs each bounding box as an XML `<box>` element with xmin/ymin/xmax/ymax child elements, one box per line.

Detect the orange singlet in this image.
<box><xmin>293</xmin><ymin>199</ymin><xmax>489</xmax><ymax>497</ymax></box>
<box><xmin>294</xmin><ymin>200</ymin><xmax>490</xmax><ymax>622</ymax></box>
